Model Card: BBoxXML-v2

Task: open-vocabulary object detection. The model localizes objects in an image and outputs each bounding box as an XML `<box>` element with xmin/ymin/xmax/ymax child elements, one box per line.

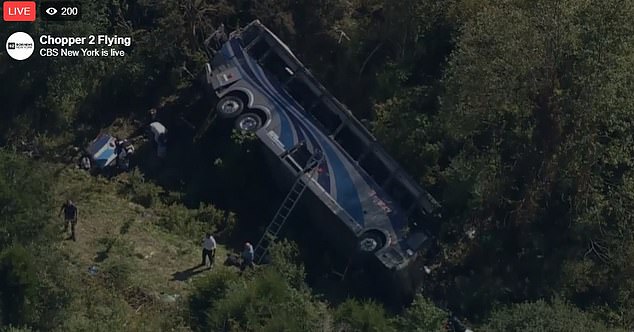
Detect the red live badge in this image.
<box><xmin>3</xmin><ymin>2</ymin><xmax>37</xmax><ymax>22</ymax></box>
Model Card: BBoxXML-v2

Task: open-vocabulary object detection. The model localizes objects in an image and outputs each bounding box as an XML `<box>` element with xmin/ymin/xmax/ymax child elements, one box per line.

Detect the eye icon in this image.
<box><xmin>45</xmin><ymin>7</ymin><xmax>58</xmax><ymax>16</ymax></box>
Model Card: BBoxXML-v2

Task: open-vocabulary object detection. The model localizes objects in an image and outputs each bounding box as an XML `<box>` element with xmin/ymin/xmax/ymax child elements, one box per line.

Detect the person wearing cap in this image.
<box><xmin>58</xmin><ymin>199</ymin><xmax>78</xmax><ymax>241</ymax></box>
<box><xmin>201</xmin><ymin>233</ymin><xmax>217</xmax><ymax>268</ymax></box>
<box><xmin>241</xmin><ymin>242</ymin><xmax>255</xmax><ymax>271</ymax></box>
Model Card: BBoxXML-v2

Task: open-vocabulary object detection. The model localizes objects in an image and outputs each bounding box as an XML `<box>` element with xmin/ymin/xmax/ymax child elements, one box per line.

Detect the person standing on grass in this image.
<box><xmin>201</xmin><ymin>233</ymin><xmax>217</xmax><ymax>268</ymax></box>
<box><xmin>241</xmin><ymin>242</ymin><xmax>255</xmax><ymax>271</ymax></box>
<box><xmin>59</xmin><ymin>200</ymin><xmax>78</xmax><ymax>241</ymax></box>
<box><xmin>149</xmin><ymin>122</ymin><xmax>168</xmax><ymax>158</ymax></box>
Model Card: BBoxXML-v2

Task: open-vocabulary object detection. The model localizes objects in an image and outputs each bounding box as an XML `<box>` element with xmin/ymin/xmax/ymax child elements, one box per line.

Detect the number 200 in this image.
<box><xmin>61</xmin><ymin>7</ymin><xmax>78</xmax><ymax>16</ymax></box>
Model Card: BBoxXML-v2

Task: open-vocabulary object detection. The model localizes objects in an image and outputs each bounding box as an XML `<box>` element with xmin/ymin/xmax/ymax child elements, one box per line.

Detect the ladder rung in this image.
<box><xmin>252</xmin><ymin>153</ymin><xmax>322</xmax><ymax>264</ymax></box>
<box><xmin>269</xmin><ymin>224</ymin><xmax>282</xmax><ymax>231</ymax></box>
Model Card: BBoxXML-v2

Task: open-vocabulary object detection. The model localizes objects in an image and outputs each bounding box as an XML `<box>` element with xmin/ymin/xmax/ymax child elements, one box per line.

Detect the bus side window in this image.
<box><xmin>335</xmin><ymin>126</ymin><xmax>366</xmax><ymax>161</ymax></box>
<box><xmin>240</xmin><ymin>27</ymin><xmax>259</xmax><ymax>47</ymax></box>
<box><xmin>386</xmin><ymin>180</ymin><xmax>415</xmax><ymax>211</ymax></box>
<box><xmin>248</xmin><ymin>38</ymin><xmax>269</xmax><ymax>61</ymax></box>
<box><xmin>286</xmin><ymin>78</ymin><xmax>316</xmax><ymax>110</ymax></box>
<box><xmin>309</xmin><ymin>100</ymin><xmax>341</xmax><ymax>134</ymax></box>
<box><xmin>261</xmin><ymin>52</ymin><xmax>293</xmax><ymax>84</ymax></box>
<box><xmin>360</xmin><ymin>153</ymin><xmax>390</xmax><ymax>185</ymax></box>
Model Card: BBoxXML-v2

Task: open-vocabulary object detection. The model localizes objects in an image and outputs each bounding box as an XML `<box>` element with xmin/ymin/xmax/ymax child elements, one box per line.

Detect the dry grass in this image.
<box><xmin>51</xmin><ymin>165</ymin><xmax>235</xmax><ymax>312</ymax></box>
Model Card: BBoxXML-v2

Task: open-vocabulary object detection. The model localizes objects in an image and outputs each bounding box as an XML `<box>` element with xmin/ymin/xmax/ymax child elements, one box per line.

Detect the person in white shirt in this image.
<box><xmin>149</xmin><ymin>122</ymin><xmax>168</xmax><ymax>158</ymax></box>
<box><xmin>201</xmin><ymin>233</ymin><xmax>217</xmax><ymax>268</ymax></box>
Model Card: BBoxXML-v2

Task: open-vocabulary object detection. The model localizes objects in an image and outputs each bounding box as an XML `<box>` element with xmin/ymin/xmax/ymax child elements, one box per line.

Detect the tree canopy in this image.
<box><xmin>2</xmin><ymin>0</ymin><xmax>634</xmax><ymax>330</ymax></box>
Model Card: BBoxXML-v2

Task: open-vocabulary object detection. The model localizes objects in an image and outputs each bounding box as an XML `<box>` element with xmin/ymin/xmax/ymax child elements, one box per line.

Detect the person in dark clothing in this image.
<box><xmin>240</xmin><ymin>242</ymin><xmax>255</xmax><ymax>271</ymax></box>
<box><xmin>114</xmin><ymin>139</ymin><xmax>134</xmax><ymax>171</ymax></box>
<box><xmin>59</xmin><ymin>200</ymin><xmax>78</xmax><ymax>241</ymax></box>
<box><xmin>205</xmin><ymin>24</ymin><xmax>227</xmax><ymax>54</ymax></box>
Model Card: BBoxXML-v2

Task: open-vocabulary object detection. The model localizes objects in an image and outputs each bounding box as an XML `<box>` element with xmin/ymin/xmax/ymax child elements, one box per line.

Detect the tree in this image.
<box><xmin>334</xmin><ymin>299</ymin><xmax>395</xmax><ymax>332</ymax></box>
<box><xmin>0</xmin><ymin>246</ymin><xmax>38</xmax><ymax>327</ymax></box>
<box><xmin>483</xmin><ymin>298</ymin><xmax>625</xmax><ymax>332</ymax></box>
<box><xmin>0</xmin><ymin>151</ymin><xmax>54</xmax><ymax>250</ymax></box>
<box><xmin>189</xmin><ymin>242</ymin><xmax>329</xmax><ymax>332</ymax></box>
<box><xmin>393</xmin><ymin>294</ymin><xmax>448</xmax><ymax>332</ymax></box>
<box><xmin>438</xmin><ymin>0</ymin><xmax>634</xmax><ymax>324</ymax></box>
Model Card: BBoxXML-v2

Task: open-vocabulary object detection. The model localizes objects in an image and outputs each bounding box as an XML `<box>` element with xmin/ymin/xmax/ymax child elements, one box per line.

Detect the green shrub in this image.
<box><xmin>1</xmin><ymin>326</ymin><xmax>34</xmax><ymax>332</ymax></box>
<box><xmin>101</xmin><ymin>259</ymin><xmax>133</xmax><ymax>290</ymax></box>
<box><xmin>119</xmin><ymin>169</ymin><xmax>162</xmax><ymax>208</ymax></box>
<box><xmin>157</xmin><ymin>203</ymin><xmax>231</xmax><ymax>240</ymax></box>
<box><xmin>211</xmin><ymin>270</ymin><xmax>327</xmax><ymax>332</ymax></box>
<box><xmin>393</xmin><ymin>294</ymin><xmax>447</xmax><ymax>332</ymax></box>
<box><xmin>482</xmin><ymin>298</ymin><xmax>625</xmax><ymax>332</ymax></box>
<box><xmin>0</xmin><ymin>246</ymin><xmax>38</xmax><ymax>327</ymax></box>
<box><xmin>188</xmin><ymin>269</ymin><xmax>239</xmax><ymax>330</ymax></box>
<box><xmin>189</xmin><ymin>269</ymin><xmax>328</xmax><ymax>332</ymax></box>
<box><xmin>334</xmin><ymin>299</ymin><xmax>395</xmax><ymax>332</ymax></box>
<box><xmin>0</xmin><ymin>151</ymin><xmax>54</xmax><ymax>250</ymax></box>
<box><xmin>268</xmin><ymin>240</ymin><xmax>307</xmax><ymax>290</ymax></box>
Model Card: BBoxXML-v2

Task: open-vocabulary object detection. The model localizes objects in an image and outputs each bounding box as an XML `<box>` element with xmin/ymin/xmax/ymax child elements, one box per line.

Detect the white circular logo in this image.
<box><xmin>6</xmin><ymin>32</ymin><xmax>35</xmax><ymax>61</ymax></box>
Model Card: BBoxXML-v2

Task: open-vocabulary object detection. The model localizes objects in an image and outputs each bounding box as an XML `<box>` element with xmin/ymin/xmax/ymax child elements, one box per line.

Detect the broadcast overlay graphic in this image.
<box><xmin>2</xmin><ymin>1</ymin><xmax>131</xmax><ymax>60</ymax></box>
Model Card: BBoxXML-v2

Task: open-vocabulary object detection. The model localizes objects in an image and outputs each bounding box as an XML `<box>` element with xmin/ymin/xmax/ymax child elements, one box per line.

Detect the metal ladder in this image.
<box><xmin>254</xmin><ymin>149</ymin><xmax>324</xmax><ymax>264</ymax></box>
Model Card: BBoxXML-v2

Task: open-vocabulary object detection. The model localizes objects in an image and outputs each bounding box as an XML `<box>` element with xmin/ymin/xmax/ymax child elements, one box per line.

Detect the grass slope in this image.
<box><xmin>48</xmin><ymin>165</ymin><xmax>235</xmax><ymax>331</ymax></box>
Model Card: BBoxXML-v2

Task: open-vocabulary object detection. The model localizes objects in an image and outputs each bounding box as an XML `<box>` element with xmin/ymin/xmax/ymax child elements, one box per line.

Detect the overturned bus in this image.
<box><xmin>202</xmin><ymin>20</ymin><xmax>442</xmax><ymax>301</ymax></box>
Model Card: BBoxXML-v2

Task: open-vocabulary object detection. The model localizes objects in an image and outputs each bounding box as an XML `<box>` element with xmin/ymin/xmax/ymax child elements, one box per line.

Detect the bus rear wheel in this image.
<box><xmin>358</xmin><ymin>230</ymin><xmax>387</xmax><ymax>253</ymax></box>
<box><xmin>234</xmin><ymin>113</ymin><xmax>263</xmax><ymax>133</ymax></box>
<box><xmin>217</xmin><ymin>95</ymin><xmax>244</xmax><ymax>119</ymax></box>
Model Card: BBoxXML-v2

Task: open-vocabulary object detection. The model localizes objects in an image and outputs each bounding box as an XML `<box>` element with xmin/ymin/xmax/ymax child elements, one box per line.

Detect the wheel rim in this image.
<box><xmin>238</xmin><ymin>115</ymin><xmax>260</xmax><ymax>132</ymax></box>
<box><xmin>221</xmin><ymin>100</ymin><xmax>241</xmax><ymax>115</ymax></box>
<box><xmin>359</xmin><ymin>238</ymin><xmax>378</xmax><ymax>252</ymax></box>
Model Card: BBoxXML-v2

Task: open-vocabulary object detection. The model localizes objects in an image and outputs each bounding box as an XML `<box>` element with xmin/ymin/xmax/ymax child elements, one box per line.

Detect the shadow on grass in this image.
<box><xmin>171</xmin><ymin>264</ymin><xmax>209</xmax><ymax>281</ymax></box>
<box><xmin>94</xmin><ymin>249</ymin><xmax>110</xmax><ymax>263</ymax></box>
<box><xmin>94</xmin><ymin>238</ymin><xmax>116</xmax><ymax>262</ymax></box>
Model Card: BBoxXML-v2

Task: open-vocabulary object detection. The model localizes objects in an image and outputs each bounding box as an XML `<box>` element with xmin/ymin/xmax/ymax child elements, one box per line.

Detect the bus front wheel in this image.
<box><xmin>217</xmin><ymin>95</ymin><xmax>244</xmax><ymax>119</ymax></box>
<box><xmin>234</xmin><ymin>113</ymin><xmax>263</xmax><ymax>133</ymax></box>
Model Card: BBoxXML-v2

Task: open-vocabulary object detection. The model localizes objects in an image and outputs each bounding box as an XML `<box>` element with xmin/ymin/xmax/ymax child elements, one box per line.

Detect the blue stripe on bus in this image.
<box><xmin>230</xmin><ymin>39</ymin><xmax>332</xmax><ymax>193</ymax></box>
<box><xmin>243</xmin><ymin>57</ymin><xmax>364</xmax><ymax>224</ymax></box>
<box><xmin>284</xmin><ymin>113</ymin><xmax>332</xmax><ymax>193</ymax></box>
<box><xmin>230</xmin><ymin>42</ymin><xmax>319</xmax><ymax>158</ymax></box>
<box><xmin>232</xmin><ymin>40</ymin><xmax>365</xmax><ymax>224</ymax></box>
<box><xmin>236</xmin><ymin>45</ymin><xmax>349</xmax><ymax>207</ymax></box>
<box><xmin>224</xmin><ymin>42</ymin><xmax>295</xmax><ymax>148</ymax></box>
<box><xmin>234</xmin><ymin>39</ymin><xmax>408</xmax><ymax>231</ymax></box>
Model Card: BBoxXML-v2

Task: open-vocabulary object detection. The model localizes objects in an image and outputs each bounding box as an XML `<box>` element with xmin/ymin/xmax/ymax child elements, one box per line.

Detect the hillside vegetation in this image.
<box><xmin>2</xmin><ymin>0</ymin><xmax>634</xmax><ymax>331</ymax></box>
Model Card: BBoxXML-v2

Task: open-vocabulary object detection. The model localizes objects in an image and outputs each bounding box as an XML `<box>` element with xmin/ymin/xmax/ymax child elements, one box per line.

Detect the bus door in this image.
<box><xmin>282</xmin><ymin>141</ymin><xmax>313</xmax><ymax>174</ymax></box>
